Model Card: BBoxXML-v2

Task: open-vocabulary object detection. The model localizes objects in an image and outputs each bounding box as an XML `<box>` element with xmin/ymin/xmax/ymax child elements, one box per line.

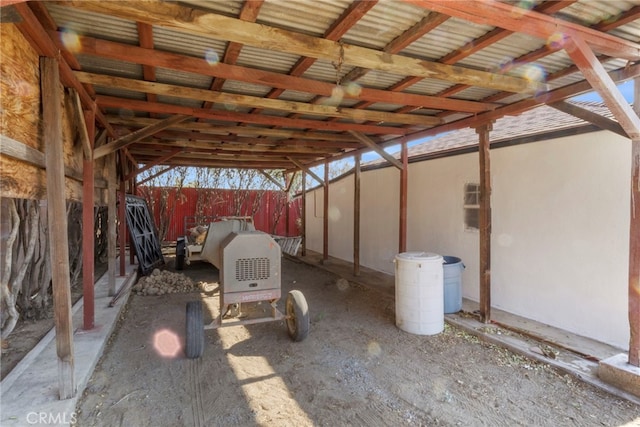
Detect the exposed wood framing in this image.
<box><xmin>137</xmin><ymin>166</ymin><xmax>176</xmax><ymax>186</ymax></box>
<box><xmin>59</xmin><ymin>1</ymin><xmax>545</xmax><ymax>94</ymax></box>
<box><xmin>75</xmin><ymin>72</ymin><xmax>441</xmax><ymax>127</ymax></box>
<box><xmin>301</xmin><ymin>172</ymin><xmax>306</xmax><ymax>257</ymax></box>
<box><xmin>549</xmin><ymin>101</ymin><xmax>626</xmax><ymax>138</ymax></box>
<box><xmin>349</xmin><ymin>131</ymin><xmax>404</xmax><ymax>170</ymax></box>
<box><xmin>41</xmin><ymin>56</ymin><xmax>75</xmax><ymax>399</ymax></box>
<box><xmin>259</xmin><ymin>170</ymin><xmax>285</xmax><ymax>191</ymax></box>
<box><xmin>119</xmin><ymin>176</ymin><xmax>126</xmax><ymax>276</ymax></box>
<box><xmin>124</xmin><ymin>148</ymin><xmax>182</xmax><ymax>181</ymax></box>
<box><xmin>288</xmin><ymin>157</ymin><xmax>324</xmax><ymax>186</ymax></box>
<box><xmin>629</xmin><ymin>80</ymin><xmax>640</xmax><ymax>366</ymax></box>
<box><xmin>354</xmin><ymin>154</ymin><xmax>361</xmax><ymax>277</ymax></box>
<box><xmin>97</xmin><ymin>95</ymin><xmax>407</xmax><ymax>136</ymax></box>
<box><xmin>69</xmin><ymin>32</ymin><xmax>497</xmax><ymax>114</ymax></box>
<box><xmin>107</xmin><ymin>153</ymin><xmax>117</xmax><ymax>296</ymax></box>
<box><xmin>70</xmin><ymin>89</ymin><xmax>92</xmax><ymax>159</ymax></box>
<box><xmin>477</xmin><ymin>123</ymin><xmax>493</xmax><ymax>324</ymax></box>
<box><xmin>405</xmin><ymin>0</ymin><xmax>640</xmax><ymax>60</ymax></box>
<box><xmin>565</xmin><ymin>35</ymin><xmax>640</xmax><ymax>139</ymax></box>
<box><xmin>399</xmin><ymin>140</ymin><xmax>408</xmax><ymax>253</ymax></box>
<box><xmin>82</xmin><ymin>108</ymin><xmax>95</xmax><ymax>330</ymax></box>
<box><xmin>94</xmin><ymin>114</ymin><xmax>191</xmax><ymax>159</ymax></box>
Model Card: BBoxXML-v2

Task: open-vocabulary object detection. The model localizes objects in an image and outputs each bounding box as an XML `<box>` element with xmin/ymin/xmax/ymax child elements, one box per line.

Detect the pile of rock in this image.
<box><xmin>132</xmin><ymin>269</ymin><xmax>202</xmax><ymax>296</ymax></box>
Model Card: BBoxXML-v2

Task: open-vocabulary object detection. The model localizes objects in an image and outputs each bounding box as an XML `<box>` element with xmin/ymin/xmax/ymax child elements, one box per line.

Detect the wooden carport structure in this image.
<box><xmin>1</xmin><ymin>0</ymin><xmax>639</xmax><ymax>399</ymax></box>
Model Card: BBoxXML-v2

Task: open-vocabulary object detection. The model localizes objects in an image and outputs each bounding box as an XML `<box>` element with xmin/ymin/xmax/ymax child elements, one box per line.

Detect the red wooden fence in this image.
<box><xmin>137</xmin><ymin>187</ymin><xmax>302</xmax><ymax>242</ymax></box>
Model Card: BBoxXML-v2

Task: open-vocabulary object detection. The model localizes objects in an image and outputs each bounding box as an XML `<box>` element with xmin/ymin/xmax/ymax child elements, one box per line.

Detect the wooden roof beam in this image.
<box><xmin>406</xmin><ymin>0</ymin><xmax>640</xmax><ymax>61</ymax></box>
<box><xmin>107</xmin><ymin>117</ymin><xmax>363</xmax><ymax>142</ymax></box>
<box><xmin>549</xmin><ymin>101</ymin><xmax>627</xmax><ymax>138</ymax></box>
<box><xmin>68</xmin><ymin>33</ymin><xmax>498</xmax><ymax>114</ymax></box>
<box><xmin>57</xmin><ymin>1</ymin><xmax>545</xmax><ymax>94</ymax></box>
<box><xmin>349</xmin><ymin>131</ymin><xmax>403</xmax><ymax>170</ymax></box>
<box><xmin>565</xmin><ymin>35</ymin><xmax>640</xmax><ymax>139</ymax></box>
<box><xmin>288</xmin><ymin>157</ymin><xmax>325</xmax><ymax>186</ymax></box>
<box><xmin>96</xmin><ymin>96</ymin><xmax>409</xmax><ymax>135</ymax></box>
<box><xmin>125</xmin><ymin>148</ymin><xmax>182</xmax><ymax>181</ymax></box>
<box><xmin>94</xmin><ymin>114</ymin><xmax>191</xmax><ymax>159</ymax></box>
<box><xmin>258</xmin><ymin>170</ymin><xmax>286</xmax><ymax>191</ymax></box>
<box><xmin>77</xmin><ymin>71</ymin><xmax>442</xmax><ymax>126</ymax></box>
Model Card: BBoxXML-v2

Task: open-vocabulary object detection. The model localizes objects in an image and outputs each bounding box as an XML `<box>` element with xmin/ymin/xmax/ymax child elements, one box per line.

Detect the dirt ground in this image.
<box><xmin>71</xmin><ymin>257</ymin><xmax>638</xmax><ymax>426</ymax></box>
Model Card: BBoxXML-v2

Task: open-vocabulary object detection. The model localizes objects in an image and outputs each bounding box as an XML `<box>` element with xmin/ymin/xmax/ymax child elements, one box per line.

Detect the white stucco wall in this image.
<box><xmin>305</xmin><ymin>130</ymin><xmax>632</xmax><ymax>349</ymax></box>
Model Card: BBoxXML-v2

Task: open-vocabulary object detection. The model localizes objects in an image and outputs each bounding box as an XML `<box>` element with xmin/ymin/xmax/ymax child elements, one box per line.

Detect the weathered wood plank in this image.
<box><xmin>42</xmin><ymin>56</ymin><xmax>75</xmax><ymax>399</ymax></box>
<box><xmin>288</xmin><ymin>157</ymin><xmax>324</xmax><ymax>186</ymax></box>
<box><xmin>549</xmin><ymin>101</ymin><xmax>626</xmax><ymax>137</ymax></box>
<box><xmin>59</xmin><ymin>1</ymin><xmax>544</xmax><ymax>93</ymax></box>
<box><xmin>94</xmin><ymin>114</ymin><xmax>191</xmax><ymax>159</ymax></box>
<box><xmin>76</xmin><ymin>72</ymin><xmax>442</xmax><ymax>127</ymax></box>
<box><xmin>107</xmin><ymin>153</ymin><xmax>117</xmax><ymax>296</ymax></box>
<box><xmin>69</xmin><ymin>32</ymin><xmax>496</xmax><ymax>113</ymax></box>
<box><xmin>82</xmin><ymin>108</ymin><xmax>95</xmax><ymax>330</ymax></box>
<box><xmin>349</xmin><ymin>131</ymin><xmax>403</xmax><ymax>170</ymax></box>
<box><xmin>477</xmin><ymin>124</ymin><xmax>492</xmax><ymax>324</ymax></box>
<box><xmin>323</xmin><ymin>161</ymin><xmax>329</xmax><ymax>262</ymax></box>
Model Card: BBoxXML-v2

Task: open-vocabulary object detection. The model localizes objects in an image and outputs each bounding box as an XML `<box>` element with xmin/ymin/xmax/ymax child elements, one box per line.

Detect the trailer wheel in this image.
<box><xmin>175</xmin><ymin>238</ymin><xmax>186</xmax><ymax>270</ymax></box>
<box><xmin>185</xmin><ymin>301</ymin><xmax>204</xmax><ymax>359</ymax></box>
<box><xmin>286</xmin><ymin>290</ymin><xmax>309</xmax><ymax>342</ymax></box>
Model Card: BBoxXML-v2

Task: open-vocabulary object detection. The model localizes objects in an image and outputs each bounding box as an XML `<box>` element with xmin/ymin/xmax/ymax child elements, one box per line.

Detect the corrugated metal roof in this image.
<box><xmin>29</xmin><ymin>0</ymin><xmax>639</xmax><ymax>172</ymax></box>
<box><xmin>257</xmin><ymin>0</ymin><xmax>350</xmax><ymax>36</ymax></box>
<box><xmin>343</xmin><ymin>1</ymin><xmax>431</xmax><ymax>50</ymax></box>
<box><xmin>46</xmin><ymin>4</ymin><xmax>138</xmax><ymax>44</ymax></box>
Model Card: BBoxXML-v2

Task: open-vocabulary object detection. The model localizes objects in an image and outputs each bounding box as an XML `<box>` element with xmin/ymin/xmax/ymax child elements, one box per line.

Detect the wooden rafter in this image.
<box><xmin>405</xmin><ymin>0</ymin><xmax>640</xmax><ymax>61</ymax></box>
<box><xmin>66</xmin><ymin>34</ymin><xmax>498</xmax><ymax>114</ymax></box>
<box><xmin>348</xmin><ymin>131</ymin><xmax>403</xmax><ymax>170</ymax></box>
<box><xmin>76</xmin><ymin>71</ymin><xmax>442</xmax><ymax>126</ymax></box>
<box><xmin>94</xmin><ymin>114</ymin><xmax>191</xmax><ymax>159</ymax></box>
<box><xmin>288</xmin><ymin>157</ymin><xmax>324</xmax><ymax>186</ymax></box>
<box><xmin>549</xmin><ymin>101</ymin><xmax>626</xmax><ymax>138</ymax></box>
<box><xmin>96</xmin><ymin>96</ymin><xmax>409</xmax><ymax>135</ymax></box>
<box><xmin>565</xmin><ymin>35</ymin><xmax>640</xmax><ymax>139</ymax></box>
<box><xmin>57</xmin><ymin>1</ymin><xmax>545</xmax><ymax>94</ymax></box>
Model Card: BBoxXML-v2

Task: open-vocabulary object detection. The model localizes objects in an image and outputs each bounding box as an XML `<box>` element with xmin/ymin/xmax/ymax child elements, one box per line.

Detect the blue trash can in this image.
<box><xmin>443</xmin><ymin>256</ymin><xmax>465</xmax><ymax>314</ymax></box>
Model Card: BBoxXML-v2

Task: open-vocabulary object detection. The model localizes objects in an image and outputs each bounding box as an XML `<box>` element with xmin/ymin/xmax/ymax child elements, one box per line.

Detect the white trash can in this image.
<box><xmin>394</xmin><ymin>252</ymin><xmax>444</xmax><ymax>335</ymax></box>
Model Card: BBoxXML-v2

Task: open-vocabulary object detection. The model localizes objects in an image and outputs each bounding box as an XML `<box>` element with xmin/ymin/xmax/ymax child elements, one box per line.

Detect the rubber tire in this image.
<box><xmin>185</xmin><ymin>301</ymin><xmax>204</xmax><ymax>359</ymax></box>
<box><xmin>175</xmin><ymin>238</ymin><xmax>185</xmax><ymax>271</ymax></box>
<box><xmin>286</xmin><ymin>290</ymin><xmax>309</xmax><ymax>342</ymax></box>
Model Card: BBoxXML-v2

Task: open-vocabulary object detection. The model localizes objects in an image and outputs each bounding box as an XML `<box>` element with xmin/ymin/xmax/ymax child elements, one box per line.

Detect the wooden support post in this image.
<box><xmin>399</xmin><ymin>140</ymin><xmax>408</xmax><ymax>253</ymax></box>
<box><xmin>82</xmin><ymin>109</ymin><xmax>95</xmax><ymax>330</ymax></box>
<box><xmin>323</xmin><ymin>161</ymin><xmax>329</xmax><ymax>262</ymax></box>
<box><xmin>107</xmin><ymin>153</ymin><xmax>117</xmax><ymax>296</ymax></box>
<box><xmin>119</xmin><ymin>178</ymin><xmax>126</xmax><ymax>276</ymax></box>
<box><xmin>42</xmin><ymin>56</ymin><xmax>75</xmax><ymax>399</ymax></box>
<box><xmin>354</xmin><ymin>154</ymin><xmax>361</xmax><ymax>276</ymax></box>
<box><xmin>301</xmin><ymin>172</ymin><xmax>306</xmax><ymax>256</ymax></box>
<box><xmin>285</xmin><ymin>173</ymin><xmax>291</xmax><ymax>236</ymax></box>
<box><xmin>477</xmin><ymin>124</ymin><xmax>493</xmax><ymax>324</ymax></box>
<box><xmin>129</xmin><ymin>176</ymin><xmax>135</xmax><ymax>266</ymax></box>
<box><xmin>629</xmin><ymin>80</ymin><xmax>640</xmax><ymax>366</ymax></box>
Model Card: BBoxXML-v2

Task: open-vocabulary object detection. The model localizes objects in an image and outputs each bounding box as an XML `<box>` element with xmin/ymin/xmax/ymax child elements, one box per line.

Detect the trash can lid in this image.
<box><xmin>396</xmin><ymin>251</ymin><xmax>442</xmax><ymax>261</ymax></box>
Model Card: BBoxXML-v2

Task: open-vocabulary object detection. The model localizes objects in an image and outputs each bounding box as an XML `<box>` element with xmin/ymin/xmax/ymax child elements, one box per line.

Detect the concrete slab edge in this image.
<box><xmin>446</xmin><ymin>316</ymin><xmax>640</xmax><ymax>406</ymax></box>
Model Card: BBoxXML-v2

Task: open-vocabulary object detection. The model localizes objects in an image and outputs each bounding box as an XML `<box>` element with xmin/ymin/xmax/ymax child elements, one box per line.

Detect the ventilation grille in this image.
<box><xmin>235</xmin><ymin>257</ymin><xmax>270</xmax><ymax>281</ymax></box>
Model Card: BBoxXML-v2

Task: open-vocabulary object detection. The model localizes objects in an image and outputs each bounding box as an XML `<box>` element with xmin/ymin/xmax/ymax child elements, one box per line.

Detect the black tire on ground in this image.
<box><xmin>286</xmin><ymin>290</ymin><xmax>309</xmax><ymax>342</ymax></box>
<box><xmin>175</xmin><ymin>238</ymin><xmax>186</xmax><ymax>270</ymax></box>
<box><xmin>185</xmin><ymin>301</ymin><xmax>204</xmax><ymax>359</ymax></box>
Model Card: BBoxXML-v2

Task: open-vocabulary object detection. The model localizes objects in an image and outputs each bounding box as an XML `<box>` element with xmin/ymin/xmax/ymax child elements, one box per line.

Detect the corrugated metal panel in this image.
<box><xmin>401</xmin><ymin>17</ymin><xmax>494</xmax><ymax>61</ymax></box>
<box><xmin>302</xmin><ymin>59</ymin><xmax>356</xmax><ymax>84</ymax></box>
<box><xmin>76</xmin><ymin>55</ymin><xmax>142</xmax><ymax>79</ymax></box>
<box><xmin>343</xmin><ymin>1</ymin><xmax>430</xmax><ymax>50</ymax></box>
<box><xmin>451</xmin><ymin>86</ymin><xmax>500</xmax><ymax>102</ymax></box>
<box><xmin>46</xmin><ymin>4</ymin><xmax>138</xmax><ymax>43</ymax></box>
<box><xmin>356</xmin><ymin>70</ymin><xmax>408</xmax><ymax>89</ymax></box>
<box><xmin>558</xmin><ymin>0</ymin><xmax>639</xmax><ymax>27</ymax></box>
<box><xmin>457</xmin><ymin>32</ymin><xmax>548</xmax><ymax>72</ymax></box>
<box><xmin>153</xmin><ymin>26</ymin><xmax>228</xmax><ymax>60</ymax></box>
<box><xmin>178</xmin><ymin>0</ymin><xmax>244</xmax><ymax>16</ymax></box>
<box><xmin>235</xmin><ymin>45</ymin><xmax>300</xmax><ymax>74</ymax></box>
<box><xmin>278</xmin><ymin>90</ymin><xmax>317</xmax><ymax>103</ymax></box>
<box><xmin>402</xmin><ymin>79</ymin><xmax>458</xmax><ymax>97</ymax></box>
<box><xmin>258</xmin><ymin>0</ymin><xmax>350</xmax><ymax>36</ymax></box>
<box><xmin>155</xmin><ymin>67</ymin><xmax>213</xmax><ymax>89</ymax></box>
<box><xmin>221</xmin><ymin>80</ymin><xmax>273</xmax><ymax>97</ymax></box>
